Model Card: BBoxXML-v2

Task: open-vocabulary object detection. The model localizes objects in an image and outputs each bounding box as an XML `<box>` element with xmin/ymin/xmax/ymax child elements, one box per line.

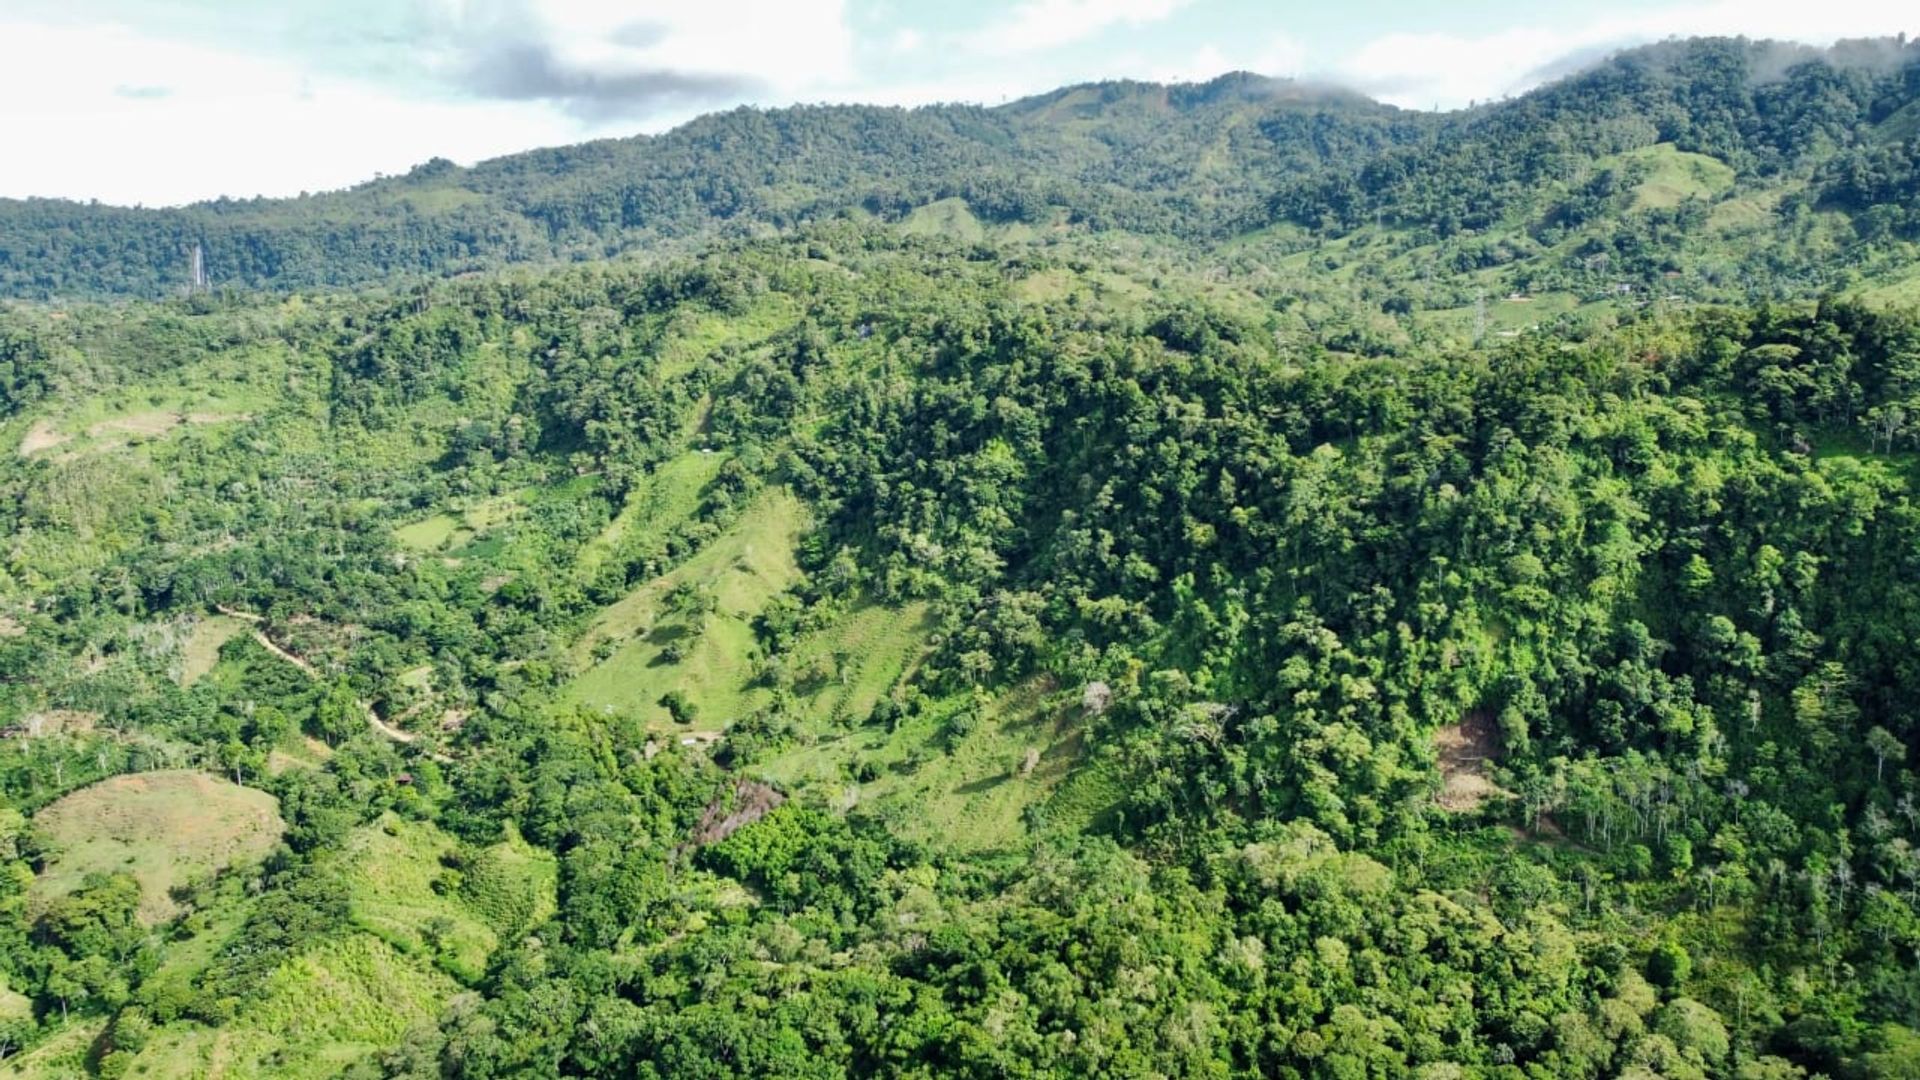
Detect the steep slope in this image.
<box><xmin>3</xmin><ymin>234</ymin><xmax>1920</xmax><ymax>1073</ymax></box>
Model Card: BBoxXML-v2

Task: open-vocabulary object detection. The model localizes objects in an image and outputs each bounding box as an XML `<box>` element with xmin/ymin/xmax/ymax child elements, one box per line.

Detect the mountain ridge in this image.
<box><xmin>1</xmin><ymin>36</ymin><xmax>1912</xmax><ymax>301</ymax></box>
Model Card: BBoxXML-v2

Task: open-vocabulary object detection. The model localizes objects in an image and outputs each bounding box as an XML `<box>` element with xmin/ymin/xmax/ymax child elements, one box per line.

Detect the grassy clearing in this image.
<box><xmin>266</xmin><ymin>735</ymin><xmax>334</xmax><ymax>775</ymax></box>
<box><xmin>574</xmin><ymin>451</ymin><xmax>728</xmax><ymax>582</ymax></box>
<box><xmin>0</xmin><ymin>1018</ymin><xmax>106</xmax><ymax>1078</ymax></box>
<box><xmin>1010</xmin><ymin>266</ymin><xmax>1152</xmax><ymax>311</ymax></box>
<box><xmin>252</xmin><ymin>935</ymin><xmax>456</xmax><ymax>1061</ymax></box>
<box><xmin>393</xmin><ymin>491</ymin><xmax>528</xmax><ymax>553</ymax></box>
<box><xmin>330</xmin><ymin>817</ymin><xmax>500</xmax><ymax>983</ymax></box>
<box><xmin>394</xmin><ymin>513</ymin><xmax>465</xmax><ymax>551</ymax></box>
<box><xmin>567</xmin><ymin>488</ymin><xmax>807</xmax><ymax>731</ymax></box>
<box><xmin>901</xmin><ymin>198</ymin><xmax>986</xmax><ymax>243</ymax></box>
<box><xmin>14</xmin><ymin>420</ymin><xmax>68</xmax><ymax>457</ymax></box>
<box><xmin>180</xmin><ymin>614</ymin><xmax>247</xmax><ymax>685</ymax></box>
<box><xmin>1707</xmin><ymin>191</ymin><xmax>1782</xmax><ymax>234</ymax></box>
<box><xmin>759</xmin><ymin>679</ymin><xmax>1086</xmax><ymax>854</ymax></box>
<box><xmin>460</xmin><ymin>827</ymin><xmax>560</xmax><ymax>937</ymax></box>
<box><xmin>31</xmin><ymin>770</ymin><xmax>284</xmax><ymax>923</ymax></box>
<box><xmin>1040</xmin><ymin>756</ymin><xmax>1126</xmax><ymax>835</ymax></box>
<box><xmin>399</xmin><ymin>187</ymin><xmax>487</xmax><ymax>214</ymax></box>
<box><xmin>1415</xmin><ymin>290</ymin><xmax>1595</xmax><ymax>339</ymax></box>
<box><xmin>782</xmin><ymin>602</ymin><xmax>936</xmax><ymax>728</ymax></box>
<box><xmin>84</xmin><ymin>819</ymin><xmax>534</xmax><ymax>1077</ymax></box>
<box><xmin>128</xmin><ymin>934</ymin><xmax>458</xmax><ymax>1079</ymax></box>
<box><xmin>135</xmin><ymin>885</ymin><xmax>256</xmax><ymax>1018</ymax></box>
<box><xmin>653</xmin><ymin>299</ymin><xmax>798</xmax><ymax>382</ymax></box>
<box><xmin>15</xmin><ymin>710</ymin><xmax>97</xmax><ymax>737</ymax></box>
<box><xmin>1876</xmin><ymin>97</ymin><xmax>1920</xmax><ymax>142</ymax></box>
<box><xmin>1013</xmin><ymin>269</ymin><xmax>1077</xmax><ymax>304</ymax></box>
<box><xmin>16</xmin><ymin>352</ymin><xmax>281</xmax><ymax>463</ymax></box>
<box><xmin>1855</xmin><ymin>267</ymin><xmax>1920</xmax><ymax>311</ymax></box>
<box><xmin>1600</xmin><ymin>144</ymin><xmax>1735</xmax><ymax>211</ymax></box>
<box><xmin>0</xmin><ymin>975</ymin><xmax>29</xmax><ymax>1021</ymax></box>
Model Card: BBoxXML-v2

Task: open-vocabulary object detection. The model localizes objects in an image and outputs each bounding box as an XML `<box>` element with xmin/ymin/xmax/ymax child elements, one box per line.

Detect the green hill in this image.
<box><xmin>2</xmin><ymin>32</ymin><xmax>1920</xmax><ymax>1080</ymax></box>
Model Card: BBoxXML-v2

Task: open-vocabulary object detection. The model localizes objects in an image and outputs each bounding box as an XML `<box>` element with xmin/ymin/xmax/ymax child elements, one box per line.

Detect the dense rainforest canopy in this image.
<box><xmin>0</xmin><ymin>32</ymin><xmax>1918</xmax><ymax>1080</ymax></box>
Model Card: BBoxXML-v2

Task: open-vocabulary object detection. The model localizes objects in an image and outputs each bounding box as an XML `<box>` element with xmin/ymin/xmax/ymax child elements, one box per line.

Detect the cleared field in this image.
<box><xmin>0</xmin><ymin>975</ymin><xmax>30</xmax><ymax>1021</ymax></box>
<box><xmin>393</xmin><ymin>492</ymin><xmax>527</xmax><ymax>552</ymax></box>
<box><xmin>331</xmin><ymin>816</ymin><xmax>528</xmax><ymax>983</ymax></box>
<box><xmin>266</xmin><ymin>735</ymin><xmax>335</xmax><ymax>775</ymax></box>
<box><xmin>15</xmin><ymin>420</ymin><xmax>69</xmax><ymax>457</ymax></box>
<box><xmin>574</xmin><ymin>450</ymin><xmax>727</xmax><ymax>581</ymax></box>
<box><xmin>782</xmin><ymin>602</ymin><xmax>936</xmax><ymax>728</ymax></box>
<box><xmin>180</xmin><ymin>614</ymin><xmax>248</xmax><ymax>684</ymax></box>
<box><xmin>0</xmin><ymin>1017</ymin><xmax>106</xmax><ymax>1078</ymax></box>
<box><xmin>1707</xmin><ymin>191</ymin><xmax>1782</xmax><ymax>234</ymax></box>
<box><xmin>93</xmin><ymin>820</ymin><xmax>548</xmax><ymax>1076</ymax></box>
<box><xmin>759</xmin><ymin>678</ymin><xmax>1084</xmax><ymax>854</ymax></box>
<box><xmin>21</xmin><ymin>377</ymin><xmax>268</xmax><ymax>461</ymax></box>
<box><xmin>124</xmin><ymin>934</ymin><xmax>458</xmax><ymax>1079</ymax></box>
<box><xmin>1014</xmin><ymin>268</ymin><xmax>1077</xmax><ymax>304</ymax></box>
<box><xmin>1605</xmin><ymin>143</ymin><xmax>1736</xmax><ymax>210</ymax></box>
<box><xmin>14</xmin><ymin>709</ymin><xmax>97</xmax><ymax>737</ymax></box>
<box><xmin>900</xmin><ymin>197</ymin><xmax>986</xmax><ymax>242</ymax></box>
<box><xmin>652</xmin><ymin>299</ymin><xmax>799</xmax><ymax>382</ymax></box>
<box><xmin>567</xmin><ymin>488</ymin><xmax>807</xmax><ymax>731</ymax></box>
<box><xmin>393</xmin><ymin>512</ymin><xmax>465</xmax><ymax>551</ymax></box>
<box><xmin>1856</xmin><ymin>268</ymin><xmax>1920</xmax><ymax>310</ymax></box>
<box><xmin>31</xmin><ymin>770</ymin><xmax>284</xmax><ymax>923</ymax></box>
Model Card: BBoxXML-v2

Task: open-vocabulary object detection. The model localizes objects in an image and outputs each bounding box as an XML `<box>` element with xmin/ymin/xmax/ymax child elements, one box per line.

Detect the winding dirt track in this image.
<box><xmin>216</xmin><ymin>606</ymin><xmax>447</xmax><ymax>759</ymax></box>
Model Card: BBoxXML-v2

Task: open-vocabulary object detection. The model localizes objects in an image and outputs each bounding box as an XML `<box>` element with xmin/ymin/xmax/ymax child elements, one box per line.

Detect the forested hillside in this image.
<box><xmin>1</xmin><ymin>32</ymin><xmax>1920</xmax><ymax>1080</ymax></box>
<box><xmin>5</xmin><ymin>37</ymin><xmax>1920</xmax><ymax>306</ymax></box>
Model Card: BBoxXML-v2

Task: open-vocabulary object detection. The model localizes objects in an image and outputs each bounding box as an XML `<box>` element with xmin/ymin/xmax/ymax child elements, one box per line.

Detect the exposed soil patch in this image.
<box><xmin>688</xmin><ymin>780</ymin><xmax>785</xmax><ymax>847</ymax></box>
<box><xmin>83</xmin><ymin>410</ymin><xmax>249</xmax><ymax>442</ymax></box>
<box><xmin>17</xmin><ymin>420</ymin><xmax>69</xmax><ymax>457</ymax></box>
<box><xmin>88</xmin><ymin>411</ymin><xmax>181</xmax><ymax>438</ymax></box>
<box><xmin>1435</xmin><ymin>710</ymin><xmax>1502</xmax><ymax>812</ymax></box>
<box><xmin>4</xmin><ymin>710</ymin><xmax>100</xmax><ymax>738</ymax></box>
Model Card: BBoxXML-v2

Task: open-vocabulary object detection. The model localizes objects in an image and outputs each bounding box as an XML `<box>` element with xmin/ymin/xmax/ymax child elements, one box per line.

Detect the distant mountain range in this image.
<box><xmin>2</xmin><ymin>36</ymin><xmax>1917</xmax><ymax>301</ymax></box>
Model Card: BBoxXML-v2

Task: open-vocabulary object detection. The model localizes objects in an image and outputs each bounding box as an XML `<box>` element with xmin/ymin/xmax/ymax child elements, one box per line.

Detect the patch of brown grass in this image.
<box><xmin>9</xmin><ymin>710</ymin><xmax>99</xmax><ymax>738</ymax></box>
<box><xmin>31</xmin><ymin>770</ymin><xmax>284</xmax><ymax>923</ymax></box>
<box><xmin>688</xmin><ymin>780</ymin><xmax>785</xmax><ymax>847</ymax></box>
<box><xmin>87</xmin><ymin>411</ymin><xmax>181</xmax><ymax>438</ymax></box>
<box><xmin>1434</xmin><ymin>711</ymin><xmax>1503</xmax><ymax>812</ymax></box>
<box><xmin>16</xmin><ymin>420</ymin><xmax>69</xmax><ymax>457</ymax></box>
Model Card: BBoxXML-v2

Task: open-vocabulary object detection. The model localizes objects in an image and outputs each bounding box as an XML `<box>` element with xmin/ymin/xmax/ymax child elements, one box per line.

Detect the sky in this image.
<box><xmin>1</xmin><ymin>0</ymin><xmax>1916</xmax><ymax>207</ymax></box>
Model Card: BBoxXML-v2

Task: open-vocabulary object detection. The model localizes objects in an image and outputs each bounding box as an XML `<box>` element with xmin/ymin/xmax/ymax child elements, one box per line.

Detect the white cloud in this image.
<box><xmin>1131</xmin><ymin>35</ymin><xmax>1307</xmax><ymax>86</ymax></box>
<box><xmin>0</xmin><ymin>19</ymin><xmax>584</xmax><ymax>204</ymax></box>
<box><xmin>3</xmin><ymin>0</ymin><xmax>1918</xmax><ymax>205</ymax></box>
<box><xmin>0</xmin><ymin>1</ymin><xmax>863</xmax><ymax>204</ymax></box>
<box><xmin>1336</xmin><ymin>0</ymin><xmax>1920</xmax><ymax>109</ymax></box>
<box><xmin>514</xmin><ymin>0</ymin><xmax>856</xmax><ymax>94</ymax></box>
<box><xmin>404</xmin><ymin>0</ymin><xmax>855</xmax><ymax>113</ymax></box>
<box><xmin>968</xmin><ymin>0</ymin><xmax>1191</xmax><ymax>56</ymax></box>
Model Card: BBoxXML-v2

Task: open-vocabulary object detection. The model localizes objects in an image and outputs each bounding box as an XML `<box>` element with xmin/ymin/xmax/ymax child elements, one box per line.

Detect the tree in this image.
<box><xmin>659</xmin><ymin>691</ymin><xmax>699</xmax><ymax>726</ymax></box>
<box><xmin>1647</xmin><ymin>941</ymin><xmax>1693</xmax><ymax>990</ymax></box>
<box><xmin>1867</xmin><ymin>726</ymin><xmax>1904</xmax><ymax>784</ymax></box>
